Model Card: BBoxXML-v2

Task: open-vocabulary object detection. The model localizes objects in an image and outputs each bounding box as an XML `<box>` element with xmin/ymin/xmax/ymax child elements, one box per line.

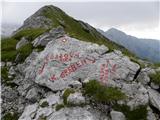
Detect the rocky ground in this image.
<box><xmin>1</xmin><ymin>5</ymin><xmax>160</xmax><ymax>120</ymax></box>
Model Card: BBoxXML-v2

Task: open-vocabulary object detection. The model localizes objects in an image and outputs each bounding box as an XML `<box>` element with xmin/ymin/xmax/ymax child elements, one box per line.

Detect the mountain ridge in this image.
<box><xmin>98</xmin><ymin>28</ymin><xmax>160</xmax><ymax>63</ymax></box>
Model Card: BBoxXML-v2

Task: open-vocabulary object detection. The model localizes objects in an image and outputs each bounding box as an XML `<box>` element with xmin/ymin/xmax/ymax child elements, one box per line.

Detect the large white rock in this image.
<box><xmin>25</xmin><ymin>35</ymin><xmax>140</xmax><ymax>91</ymax></box>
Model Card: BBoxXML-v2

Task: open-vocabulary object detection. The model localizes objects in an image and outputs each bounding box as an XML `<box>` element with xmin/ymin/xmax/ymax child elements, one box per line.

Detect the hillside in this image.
<box><xmin>98</xmin><ymin>28</ymin><xmax>160</xmax><ymax>63</ymax></box>
<box><xmin>1</xmin><ymin>5</ymin><xmax>160</xmax><ymax>120</ymax></box>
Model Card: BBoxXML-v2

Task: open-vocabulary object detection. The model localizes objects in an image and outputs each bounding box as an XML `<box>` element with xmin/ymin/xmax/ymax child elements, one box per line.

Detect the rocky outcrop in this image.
<box><xmin>24</xmin><ymin>35</ymin><xmax>140</xmax><ymax>92</ymax></box>
<box><xmin>16</xmin><ymin>37</ymin><xmax>29</xmax><ymax>49</ymax></box>
<box><xmin>148</xmin><ymin>89</ymin><xmax>160</xmax><ymax>111</ymax></box>
<box><xmin>32</xmin><ymin>26</ymin><xmax>65</xmax><ymax>47</ymax></box>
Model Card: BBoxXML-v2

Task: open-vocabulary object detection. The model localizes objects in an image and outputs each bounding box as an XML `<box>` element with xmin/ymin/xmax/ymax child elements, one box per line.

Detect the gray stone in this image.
<box><xmin>121</xmin><ymin>82</ymin><xmax>149</xmax><ymax>109</ymax></box>
<box><xmin>67</xmin><ymin>92</ymin><xmax>85</xmax><ymax>105</ymax></box>
<box><xmin>24</xmin><ymin>35</ymin><xmax>139</xmax><ymax>92</ymax></box>
<box><xmin>110</xmin><ymin>110</ymin><xmax>126</xmax><ymax>120</ymax></box>
<box><xmin>18</xmin><ymin>103</ymin><xmax>38</xmax><ymax>120</ymax></box>
<box><xmin>25</xmin><ymin>88</ymin><xmax>38</xmax><ymax>101</ymax></box>
<box><xmin>32</xmin><ymin>26</ymin><xmax>65</xmax><ymax>47</ymax></box>
<box><xmin>150</xmin><ymin>82</ymin><xmax>159</xmax><ymax>89</ymax></box>
<box><xmin>16</xmin><ymin>37</ymin><xmax>29</xmax><ymax>50</ymax></box>
<box><xmin>147</xmin><ymin>107</ymin><xmax>157</xmax><ymax>120</ymax></box>
<box><xmin>47</xmin><ymin>106</ymin><xmax>108</xmax><ymax>120</ymax></box>
<box><xmin>0</xmin><ymin>62</ymin><xmax>5</xmax><ymax>68</ymax></box>
<box><xmin>6</xmin><ymin>62</ymin><xmax>12</xmax><ymax>67</ymax></box>
<box><xmin>69</xmin><ymin>80</ymin><xmax>82</xmax><ymax>88</ymax></box>
<box><xmin>148</xmin><ymin>89</ymin><xmax>160</xmax><ymax>111</ymax></box>
<box><xmin>39</xmin><ymin>94</ymin><xmax>60</xmax><ymax>106</ymax></box>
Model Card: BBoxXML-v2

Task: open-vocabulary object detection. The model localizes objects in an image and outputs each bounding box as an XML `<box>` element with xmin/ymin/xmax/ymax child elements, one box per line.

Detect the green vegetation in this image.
<box><xmin>1</xmin><ymin>67</ymin><xmax>17</xmax><ymax>87</ymax></box>
<box><xmin>83</xmin><ymin>80</ymin><xmax>126</xmax><ymax>103</ymax></box>
<box><xmin>55</xmin><ymin>104</ymin><xmax>65</xmax><ymax>111</ymax></box>
<box><xmin>1</xmin><ymin>67</ymin><xmax>9</xmax><ymax>81</ymax></box>
<box><xmin>3</xmin><ymin>112</ymin><xmax>19</xmax><ymax>120</ymax></box>
<box><xmin>149</xmin><ymin>72</ymin><xmax>160</xmax><ymax>85</ymax></box>
<box><xmin>113</xmin><ymin>104</ymin><xmax>147</xmax><ymax>120</ymax></box>
<box><xmin>40</xmin><ymin>101</ymin><xmax>49</xmax><ymax>108</ymax></box>
<box><xmin>1</xmin><ymin>38</ymin><xmax>18</xmax><ymax>61</ymax></box>
<box><xmin>16</xmin><ymin>43</ymin><xmax>33</xmax><ymax>62</ymax></box>
<box><xmin>62</xmin><ymin>88</ymin><xmax>75</xmax><ymax>105</ymax></box>
<box><xmin>13</xmin><ymin>28</ymin><xmax>47</xmax><ymax>41</ymax></box>
<box><xmin>38</xmin><ymin>115</ymin><xmax>47</xmax><ymax>120</ymax></box>
<box><xmin>1</xmin><ymin>28</ymin><xmax>46</xmax><ymax>62</ymax></box>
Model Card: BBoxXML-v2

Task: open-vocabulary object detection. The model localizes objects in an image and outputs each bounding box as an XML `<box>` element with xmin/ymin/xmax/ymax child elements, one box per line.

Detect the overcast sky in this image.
<box><xmin>1</xmin><ymin>0</ymin><xmax>160</xmax><ymax>39</ymax></box>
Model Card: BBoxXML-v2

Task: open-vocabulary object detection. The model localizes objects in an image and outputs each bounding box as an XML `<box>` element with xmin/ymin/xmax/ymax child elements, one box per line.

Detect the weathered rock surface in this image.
<box><xmin>16</xmin><ymin>37</ymin><xmax>29</xmax><ymax>50</ymax></box>
<box><xmin>48</xmin><ymin>106</ymin><xmax>109</xmax><ymax>120</ymax></box>
<box><xmin>32</xmin><ymin>26</ymin><xmax>65</xmax><ymax>47</ymax></box>
<box><xmin>67</xmin><ymin>92</ymin><xmax>85</xmax><ymax>105</ymax></box>
<box><xmin>25</xmin><ymin>35</ymin><xmax>140</xmax><ymax>92</ymax></box>
<box><xmin>148</xmin><ymin>89</ymin><xmax>160</xmax><ymax>111</ymax></box>
<box><xmin>110</xmin><ymin>110</ymin><xmax>126</xmax><ymax>120</ymax></box>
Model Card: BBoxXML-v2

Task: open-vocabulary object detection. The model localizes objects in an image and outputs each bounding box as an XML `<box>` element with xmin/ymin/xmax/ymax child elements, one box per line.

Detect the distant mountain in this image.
<box><xmin>98</xmin><ymin>28</ymin><xmax>160</xmax><ymax>63</ymax></box>
<box><xmin>1</xmin><ymin>24</ymin><xmax>20</xmax><ymax>38</ymax></box>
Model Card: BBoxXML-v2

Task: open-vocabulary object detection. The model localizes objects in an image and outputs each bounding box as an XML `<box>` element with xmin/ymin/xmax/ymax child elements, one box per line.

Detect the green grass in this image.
<box><xmin>113</xmin><ymin>104</ymin><xmax>147</xmax><ymax>120</ymax></box>
<box><xmin>13</xmin><ymin>28</ymin><xmax>47</xmax><ymax>41</ymax></box>
<box><xmin>149</xmin><ymin>72</ymin><xmax>160</xmax><ymax>85</ymax></box>
<box><xmin>1</xmin><ymin>67</ymin><xmax>9</xmax><ymax>81</ymax></box>
<box><xmin>84</xmin><ymin>80</ymin><xmax>126</xmax><ymax>103</ymax></box>
<box><xmin>40</xmin><ymin>101</ymin><xmax>49</xmax><ymax>108</ymax></box>
<box><xmin>62</xmin><ymin>88</ymin><xmax>75</xmax><ymax>105</ymax></box>
<box><xmin>16</xmin><ymin>43</ymin><xmax>33</xmax><ymax>62</ymax></box>
<box><xmin>1</xmin><ymin>38</ymin><xmax>18</xmax><ymax>62</ymax></box>
<box><xmin>55</xmin><ymin>104</ymin><xmax>65</xmax><ymax>111</ymax></box>
<box><xmin>3</xmin><ymin>112</ymin><xmax>19</xmax><ymax>120</ymax></box>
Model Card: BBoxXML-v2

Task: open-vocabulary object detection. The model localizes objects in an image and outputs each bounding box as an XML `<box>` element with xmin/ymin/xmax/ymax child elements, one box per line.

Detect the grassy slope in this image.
<box><xmin>41</xmin><ymin>6</ymin><xmax>137</xmax><ymax>57</ymax></box>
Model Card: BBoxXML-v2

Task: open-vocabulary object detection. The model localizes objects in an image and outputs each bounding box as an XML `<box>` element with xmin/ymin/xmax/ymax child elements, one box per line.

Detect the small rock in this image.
<box><xmin>25</xmin><ymin>88</ymin><xmax>38</xmax><ymax>102</ymax></box>
<box><xmin>67</xmin><ymin>92</ymin><xmax>85</xmax><ymax>105</ymax></box>
<box><xmin>39</xmin><ymin>94</ymin><xmax>60</xmax><ymax>106</ymax></box>
<box><xmin>150</xmin><ymin>82</ymin><xmax>159</xmax><ymax>89</ymax></box>
<box><xmin>16</xmin><ymin>37</ymin><xmax>29</xmax><ymax>50</ymax></box>
<box><xmin>0</xmin><ymin>62</ymin><xmax>5</xmax><ymax>68</ymax></box>
<box><xmin>6</xmin><ymin>62</ymin><xmax>12</xmax><ymax>67</ymax></box>
<box><xmin>70</xmin><ymin>81</ymin><xmax>82</xmax><ymax>88</ymax></box>
<box><xmin>147</xmin><ymin>106</ymin><xmax>157</xmax><ymax>120</ymax></box>
<box><xmin>110</xmin><ymin>110</ymin><xmax>126</xmax><ymax>120</ymax></box>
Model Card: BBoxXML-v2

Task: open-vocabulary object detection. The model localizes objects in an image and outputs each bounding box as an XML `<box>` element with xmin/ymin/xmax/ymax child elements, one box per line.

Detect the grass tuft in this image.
<box><xmin>84</xmin><ymin>80</ymin><xmax>126</xmax><ymax>103</ymax></box>
<box><xmin>55</xmin><ymin>104</ymin><xmax>65</xmax><ymax>111</ymax></box>
<box><xmin>13</xmin><ymin>28</ymin><xmax>47</xmax><ymax>41</ymax></box>
<box><xmin>149</xmin><ymin>72</ymin><xmax>160</xmax><ymax>85</ymax></box>
<box><xmin>113</xmin><ymin>104</ymin><xmax>147</xmax><ymax>120</ymax></box>
<box><xmin>62</xmin><ymin>88</ymin><xmax>75</xmax><ymax>105</ymax></box>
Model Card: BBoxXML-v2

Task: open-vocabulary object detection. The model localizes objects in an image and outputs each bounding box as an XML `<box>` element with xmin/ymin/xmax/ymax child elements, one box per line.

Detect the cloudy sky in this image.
<box><xmin>1</xmin><ymin>0</ymin><xmax>160</xmax><ymax>39</ymax></box>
